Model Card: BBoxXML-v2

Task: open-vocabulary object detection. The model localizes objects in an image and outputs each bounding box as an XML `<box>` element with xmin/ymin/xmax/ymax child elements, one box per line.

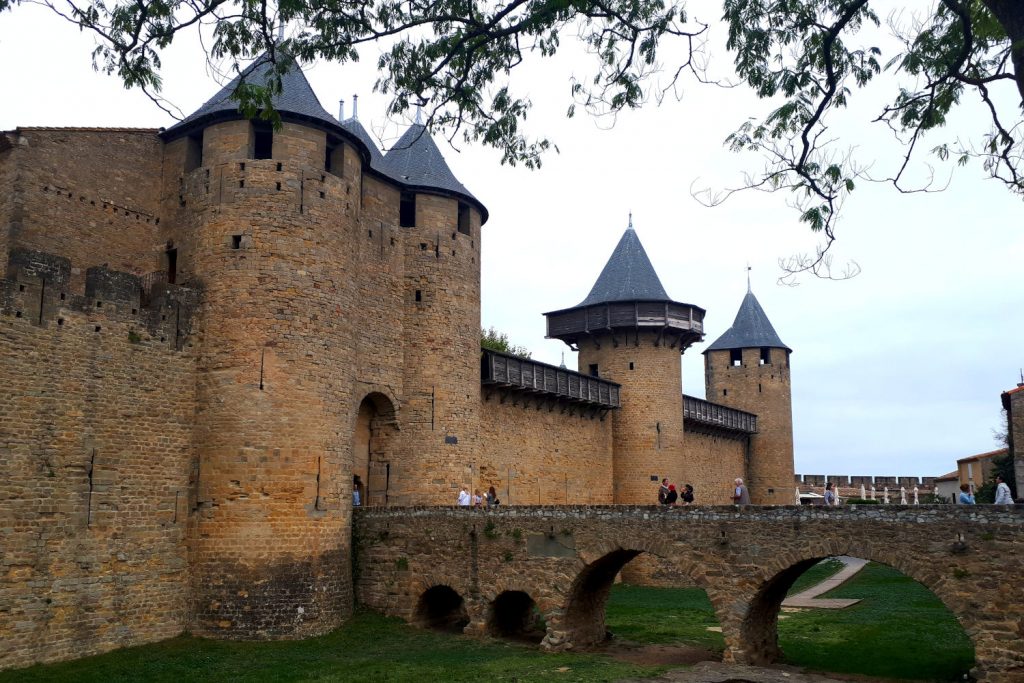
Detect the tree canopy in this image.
<box><xmin>7</xmin><ymin>0</ymin><xmax>1021</xmax><ymax>278</ymax></box>
<box><xmin>481</xmin><ymin>327</ymin><xmax>531</xmax><ymax>358</ymax></box>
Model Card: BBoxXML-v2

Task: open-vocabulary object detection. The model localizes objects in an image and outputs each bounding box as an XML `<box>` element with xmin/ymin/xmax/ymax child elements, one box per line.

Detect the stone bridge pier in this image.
<box><xmin>354</xmin><ymin>505</ymin><xmax>1024</xmax><ymax>682</ymax></box>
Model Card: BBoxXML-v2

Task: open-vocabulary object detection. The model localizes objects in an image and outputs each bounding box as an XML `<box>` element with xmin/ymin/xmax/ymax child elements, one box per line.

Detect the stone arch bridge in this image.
<box><xmin>354</xmin><ymin>505</ymin><xmax>1024</xmax><ymax>682</ymax></box>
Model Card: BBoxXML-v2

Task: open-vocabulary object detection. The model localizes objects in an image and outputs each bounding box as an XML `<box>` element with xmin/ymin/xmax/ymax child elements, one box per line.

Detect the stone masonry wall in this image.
<box><xmin>3</xmin><ymin>129</ymin><xmax>164</xmax><ymax>288</ymax></box>
<box><xmin>477</xmin><ymin>397</ymin><xmax>613</xmax><ymax>505</ymax></box>
<box><xmin>1006</xmin><ymin>387</ymin><xmax>1024</xmax><ymax>497</ymax></box>
<box><xmin>0</xmin><ymin>269</ymin><xmax>196</xmax><ymax>670</ymax></box>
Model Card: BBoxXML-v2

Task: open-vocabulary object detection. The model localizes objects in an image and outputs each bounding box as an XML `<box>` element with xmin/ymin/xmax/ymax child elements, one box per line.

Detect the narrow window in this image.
<box><xmin>760</xmin><ymin>347</ymin><xmax>771</xmax><ymax>365</ymax></box>
<box><xmin>589</xmin><ymin>364</ymin><xmax>599</xmax><ymax>377</ymax></box>
<box><xmin>730</xmin><ymin>349</ymin><xmax>742</xmax><ymax>367</ymax></box>
<box><xmin>758</xmin><ymin>383</ymin><xmax>762</xmax><ymax>393</ymax></box>
<box><xmin>723</xmin><ymin>389</ymin><xmax>728</xmax><ymax>397</ymax></box>
<box><xmin>231</xmin><ymin>235</ymin><xmax>242</xmax><ymax>249</ymax></box>
<box><xmin>400</xmin><ymin>192</ymin><xmax>416</xmax><ymax>227</ymax></box>
<box><xmin>326</xmin><ymin>143</ymin><xmax>344</xmax><ymax>176</ymax></box>
<box><xmin>252</xmin><ymin>123</ymin><xmax>273</xmax><ymax>160</ymax></box>
<box><xmin>166</xmin><ymin>247</ymin><xmax>178</xmax><ymax>284</ymax></box>
<box><xmin>184</xmin><ymin>132</ymin><xmax>203</xmax><ymax>173</ymax></box>
<box><xmin>629</xmin><ymin>362</ymin><xmax>635</xmax><ymax>370</ymax></box>
<box><xmin>415</xmin><ymin>290</ymin><xmax>422</xmax><ymax>302</ymax></box>
<box><xmin>457</xmin><ymin>202</ymin><xmax>471</xmax><ymax>235</ymax></box>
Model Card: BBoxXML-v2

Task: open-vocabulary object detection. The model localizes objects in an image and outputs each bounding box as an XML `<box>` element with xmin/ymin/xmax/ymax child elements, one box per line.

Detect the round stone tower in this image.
<box><xmin>381</xmin><ymin>123</ymin><xmax>486</xmax><ymax>505</ymax></box>
<box><xmin>159</xmin><ymin>54</ymin><xmax>371</xmax><ymax>639</ymax></box>
<box><xmin>545</xmin><ymin>220</ymin><xmax>704</xmax><ymax>503</ymax></box>
<box><xmin>703</xmin><ymin>284</ymin><xmax>794</xmax><ymax>504</ymax></box>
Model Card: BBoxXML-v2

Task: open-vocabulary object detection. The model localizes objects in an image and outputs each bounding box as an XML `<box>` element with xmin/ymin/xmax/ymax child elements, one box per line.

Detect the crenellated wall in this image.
<box><xmin>0</xmin><ymin>254</ymin><xmax>197</xmax><ymax>669</ymax></box>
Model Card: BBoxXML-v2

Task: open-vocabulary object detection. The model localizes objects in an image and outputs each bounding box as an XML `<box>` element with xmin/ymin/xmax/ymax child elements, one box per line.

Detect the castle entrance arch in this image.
<box><xmin>353</xmin><ymin>392</ymin><xmax>398</xmax><ymax>506</ymax></box>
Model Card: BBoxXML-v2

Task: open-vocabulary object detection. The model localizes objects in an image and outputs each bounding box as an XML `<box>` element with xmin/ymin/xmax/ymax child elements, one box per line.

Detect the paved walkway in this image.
<box><xmin>781</xmin><ymin>556</ymin><xmax>867</xmax><ymax>609</ymax></box>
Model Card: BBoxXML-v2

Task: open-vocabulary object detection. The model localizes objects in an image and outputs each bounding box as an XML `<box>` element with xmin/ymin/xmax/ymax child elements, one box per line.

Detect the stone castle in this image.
<box><xmin>0</xmin><ymin>54</ymin><xmax>794</xmax><ymax>669</ymax></box>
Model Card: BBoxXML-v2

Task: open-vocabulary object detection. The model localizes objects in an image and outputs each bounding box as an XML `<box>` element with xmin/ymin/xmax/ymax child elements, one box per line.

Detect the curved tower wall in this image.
<box><xmin>399</xmin><ymin>193</ymin><xmax>482</xmax><ymax>504</ymax></box>
<box><xmin>175</xmin><ymin>119</ymin><xmax>363</xmax><ymax>638</ymax></box>
<box><xmin>704</xmin><ymin>347</ymin><xmax>794</xmax><ymax>504</ymax></box>
<box><xmin>577</xmin><ymin>332</ymin><xmax>684</xmax><ymax>504</ymax></box>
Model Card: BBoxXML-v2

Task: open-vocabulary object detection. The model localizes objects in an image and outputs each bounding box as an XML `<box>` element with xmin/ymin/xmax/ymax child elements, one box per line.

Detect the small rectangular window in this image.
<box><xmin>415</xmin><ymin>290</ymin><xmax>422</xmax><ymax>302</ymax></box>
<box><xmin>231</xmin><ymin>235</ymin><xmax>242</xmax><ymax>249</ymax></box>
<box><xmin>252</xmin><ymin>123</ymin><xmax>273</xmax><ymax>160</ymax></box>
<box><xmin>589</xmin><ymin>364</ymin><xmax>599</xmax><ymax>377</ymax></box>
<box><xmin>326</xmin><ymin>143</ymin><xmax>344</xmax><ymax>176</ymax></box>
<box><xmin>760</xmin><ymin>347</ymin><xmax>771</xmax><ymax>365</ymax></box>
<box><xmin>457</xmin><ymin>202</ymin><xmax>471</xmax><ymax>235</ymax></box>
<box><xmin>184</xmin><ymin>132</ymin><xmax>203</xmax><ymax>173</ymax></box>
<box><xmin>400</xmin><ymin>192</ymin><xmax>416</xmax><ymax>227</ymax></box>
<box><xmin>730</xmin><ymin>349</ymin><xmax>742</xmax><ymax>367</ymax></box>
<box><xmin>166</xmin><ymin>248</ymin><xmax>178</xmax><ymax>284</ymax></box>
<box><xmin>629</xmin><ymin>362</ymin><xmax>635</xmax><ymax>370</ymax></box>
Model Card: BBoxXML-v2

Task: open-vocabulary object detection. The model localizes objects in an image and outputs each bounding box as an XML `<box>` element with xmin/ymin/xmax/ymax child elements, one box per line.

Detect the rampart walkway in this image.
<box><xmin>354</xmin><ymin>505</ymin><xmax>1024</xmax><ymax>682</ymax></box>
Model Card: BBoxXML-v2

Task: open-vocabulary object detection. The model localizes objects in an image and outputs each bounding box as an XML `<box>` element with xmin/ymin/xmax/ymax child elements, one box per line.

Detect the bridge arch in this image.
<box><xmin>733</xmin><ymin>541</ymin><xmax>978</xmax><ymax>675</ymax></box>
<box><xmin>413</xmin><ymin>584</ymin><xmax>470</xmax><ymax>633</ymax></box>
<box><xmin>486</xmin><ymin>590</ymin><xmax>545</xmax><ymax>642</ymax></box>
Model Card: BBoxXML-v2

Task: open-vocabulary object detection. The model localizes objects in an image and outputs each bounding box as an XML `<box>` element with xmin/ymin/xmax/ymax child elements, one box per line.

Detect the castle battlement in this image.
<box><xmin>2</xmin><ymin>247</ymin><xmax>197</xmax><ymax>349</ymax></box>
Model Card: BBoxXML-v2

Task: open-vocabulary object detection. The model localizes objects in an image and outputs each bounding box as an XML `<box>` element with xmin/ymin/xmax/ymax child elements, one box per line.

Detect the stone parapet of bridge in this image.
<box><xmin>355</xmin><ymin>504</ymin><xmax>1024</xmax><ymax>682</ymax></box>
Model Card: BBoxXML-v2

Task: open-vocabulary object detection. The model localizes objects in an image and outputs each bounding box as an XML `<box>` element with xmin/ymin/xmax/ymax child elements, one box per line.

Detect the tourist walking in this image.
<box><xmin>353</xmin><ymin>475</ymin><xmax>363</xmax><ymax>507</ymax></box>
<box><xmin>658</xmin><ymin>478</ymin><xmax>670</xmax><ymax>505</ymax></box>
<box><xmin>994</xmin><ymin>475</ymin><xmax>1014</xmax><ymax>504</ymax></box>
<box><xmin>824</xmin><ymin>482</ymin><xmax>837</xmax><ymax>507</ymax></box>
<box><xmin>665</xmin><ymin>484</ymin><xmax>678</xmax><ymax>506</ymax></box>
<box><xmin>958</xmin><ymin>483</ymin><xmax>975</xmax><ymax>505</ymax></box>
<box><xmin>733</xmin><ymin>478</ymin><xmax>751</xmax><ymax>505</ymax></box>
<box><xmin>458</xmin><ymin>486</ymin><xmax>471</xmax><ymax>506</ymax></box>
<box><xmin>486</xmin><ymin>486</ymin><xmax>501</xmax><ymax>507</ymax></box>
<box><xmin>681</xmin><ymin>484</ymin><xmax>694</xmax><ymax>505</ymax></box>
<box><xmin>472</xmin><ymin>489</ymin><xmax>484</xmax><ymax>508</ymax></box>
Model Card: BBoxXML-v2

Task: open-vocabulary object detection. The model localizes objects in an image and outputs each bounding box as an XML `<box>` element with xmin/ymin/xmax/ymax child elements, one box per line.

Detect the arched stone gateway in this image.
<box><xmin>354</xmin><ymin>505</ymin><xmax>1024</xmax><ymax>682</ymax></box>
<box><xmin>352</xmin><ymin>391</ymin><xmax>399</xmax><ymax>506</ymax></box>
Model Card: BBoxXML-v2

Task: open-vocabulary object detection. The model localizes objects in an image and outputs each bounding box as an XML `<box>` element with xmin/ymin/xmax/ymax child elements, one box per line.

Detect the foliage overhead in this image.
<box><xmin>6</xmin><ymin>0</ymin><xmax>1022</xmax><ymax>280</ymax></box>
<box><xmin>481</xmin><ymin>326</ymin><xmax>531</xmax><ymax>358</ymax></box>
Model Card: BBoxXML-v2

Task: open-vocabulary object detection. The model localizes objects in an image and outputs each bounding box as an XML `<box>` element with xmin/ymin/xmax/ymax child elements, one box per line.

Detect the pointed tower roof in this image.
<box><xmin>545</xmin><ymin>219</ymin><xmax>705</xmax><ymax>351</ymax></box>
<box><xmin>340</xmin><ymin>117</ymin><xmax>387</xmax><ymax>173</ymax></box>
<box><xmin>576</xmin><ymin>223</ymin><xmax>670</xmax><ymax>306</ymax></box>
<box><xmin>161</xmin><ymin>52</ymin><xmax>340</xmax><ymax>140</ymax></box>
<box><xmin>381</xmin><ymin>124</ymin><xmax>484</xmax><ymax>216</ymax></box>
<box><xmin>704</xmin><ymin>289</ymin><xmax>790</xmax><ymax>353</ymax></box>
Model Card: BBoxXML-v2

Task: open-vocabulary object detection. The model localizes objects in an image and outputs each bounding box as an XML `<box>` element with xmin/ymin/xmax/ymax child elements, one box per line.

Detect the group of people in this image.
<box><xmin>658</xmin><ymin>479</ymin><xmax>696</xmax><ymax>505</ymax></box>
<box><xmin>958</xmin><ymin>475</ymin><xmax>1015</xmax><ymax>505</ymax></box>
<box><xmin>458</xmin><ymin>486</ymin><xmax>501</xmax><ymax>508</ymax></box>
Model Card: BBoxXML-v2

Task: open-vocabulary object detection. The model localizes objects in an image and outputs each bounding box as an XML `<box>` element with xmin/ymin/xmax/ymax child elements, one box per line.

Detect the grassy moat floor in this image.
<box><xmin>3</xmin><ymin>562</ymin><xmax>973</xmax><ymax>683</ymax></box>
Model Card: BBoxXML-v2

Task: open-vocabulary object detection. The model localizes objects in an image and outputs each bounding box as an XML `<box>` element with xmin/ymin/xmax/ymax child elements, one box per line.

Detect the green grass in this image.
<box><xmin>785</xmin><ymin>557</ymin><xmax>844</xmax><ymax>596</ymax></box>
<box><xmin>1</xmin><ymin>611</ymin><xmax>665</xmax><ymax>683</ymax></box>
<box><xmin>777</xmin><ymin>562</ymin><xmax>974</xmax><ymax>680</ymax></box>
<box><xmin>603</xmin><ymin>583</ymin><xmax>724</xmax><ymax>651</ymax></box>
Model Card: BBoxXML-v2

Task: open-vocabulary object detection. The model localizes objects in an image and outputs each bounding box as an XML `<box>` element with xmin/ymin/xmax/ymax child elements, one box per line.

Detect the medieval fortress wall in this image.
<box><xmin>0</xmin><ymin>62</ymin><xmax>797</xmax><ymax>670</ymax></box>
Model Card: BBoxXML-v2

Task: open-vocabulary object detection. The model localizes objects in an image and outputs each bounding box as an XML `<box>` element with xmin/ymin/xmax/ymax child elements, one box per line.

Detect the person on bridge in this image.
<box><xmin>733</xmin><ymin>478</ymin><xmax>751</xmax><ymax>505</ymax></box>
<box><xmin>958</xmin><ymin>483</ymin><xmax>976</xmax><ymax>505</ymax></box>
<box><xmin>665</xmin><ymin>484</ymin><xmax>678</xmax><ymax>506</ymax></box>
<box><xmin>658</xmin><ymin>478</ymin><xmax>670</xmax><ymax>505</ymax></box>
<box><xmin>824</xmin><ymin>482</ymin><xmax>838</xmax><ymax>506</ymax></box>
<box><xmin>681</xmin><ymin>484</ymin><xmax>694</xmax><ymax>505</ymax></box>
<box><xmin>994</xmin><ymin>475</ymin><xmax>1014</xmax><ymax>504</ymax></box>
<box><xmin>486</xmin><ymin>486</ymin><xmax>501</xmax><ymax>508</ymax></box>
<box><xmin>472</xmin><ymin>489</ymin><xmax>484</xmax><ymax>508</ymax></box>
<box><xmin>458</xmin><ymin>487</ymin><xmax>471</xmax><ymax>506</ymax></box>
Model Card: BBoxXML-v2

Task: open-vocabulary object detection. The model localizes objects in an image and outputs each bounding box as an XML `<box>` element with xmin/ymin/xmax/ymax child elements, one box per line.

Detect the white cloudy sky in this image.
<box><xmin>2</xmin><ymin>5</ymin><xmax>1022</xmax><ymax>479</ymax></box>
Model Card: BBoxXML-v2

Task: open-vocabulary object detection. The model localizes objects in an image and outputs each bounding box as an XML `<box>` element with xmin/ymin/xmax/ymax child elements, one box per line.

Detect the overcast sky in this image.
<box><xmin>2</xmin><ymin>5</ymin><xmax>1022</xmax><ymax>479</ymax></box>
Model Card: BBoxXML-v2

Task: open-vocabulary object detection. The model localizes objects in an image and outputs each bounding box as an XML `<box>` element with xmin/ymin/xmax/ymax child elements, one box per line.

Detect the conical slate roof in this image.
<box><xmin>382</xmin><ymin>124</ymin><xmax>479</xmax><ymax>203</ymax></box>
<box><xmin>576</xmin><ymin>225</ymin><xmax>670</xmax><ymax>307</ymax></box>
<box><xmin>162</xmin><ymin>52</ymin><xmax>339</xmax><ymax>139</ymax></box>
<box><xmin>340</xmin><ymin>117</ymin><xmax>387</xmax><ymax>173</ymax></box>
<box><xmin>705</xmin><ymin>289</ymin><xmax>790</xmax><ymax>352</ymax></box>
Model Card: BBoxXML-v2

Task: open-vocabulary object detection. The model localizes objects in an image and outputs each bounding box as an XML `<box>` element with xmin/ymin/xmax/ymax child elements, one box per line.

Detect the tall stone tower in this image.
<box><xmin>159</xmin><ymin>55</ymin><xmax>364</xmax><ymax>639</ymax></box>
<box><xmin>545</xmin><ymin>221</ymin><xmax>704</xmax><ymax>503</ymax></box>
<box><xmin>703</xmin><ymin>285</ymin><xmax>794</xmax><ymax>504</ymax></box>
<box><xmin>383</xmin><ymin>123</ymin><xmax>485</xmax><ymax>505</ymax></box>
